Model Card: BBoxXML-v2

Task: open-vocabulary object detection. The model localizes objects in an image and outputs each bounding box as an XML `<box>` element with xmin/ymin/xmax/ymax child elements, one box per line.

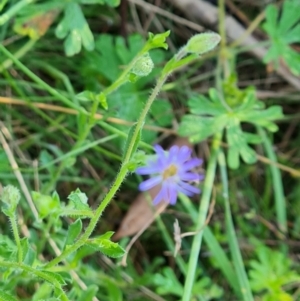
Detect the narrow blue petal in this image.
<box><xmin>179</xmin><ymin>172</ymin><xmax>204</xmax><ymax>182</ymax></box>
<box><xmin>139</xmin><ymin>176</ymin><xmax>162</xmax><ymax>191</ymax></box>
<box><xmin>166</xmin><ymin>145</ymin><xmax>179</xmax><ymax>164</ymax></box>
<box><xmin>153</xmin><ymin>184</ymin><xmax>167</xmax><ymax>205</ymax></box>
<box><xmin>167</xmin><ymin>185</ymin><xmax>178</xmax><ymax>205</ymax></box>
<box><xmin>181</xmin><ymin>158</ymin><xmax>203</xmax><ymax>171</ymax></box>
<box><xmin>178</xmin><ymin>181</ymin><xmax>200</xmax><ymax>194</ymax></box>
<box><xmin>169</xmin><ymin>145</ymin><xmax>179</xmax><ymax>155</ymax></box>
<box><xmin>136</xmin><ymin>166</ymin><xmax>160</xmax><ymax>175</ymax></box>
<box><xmin>176</xmin><ymin>185</ymin><xmax>194</xmax><ymax>197</ymax></box>
<box><xmin>154</xmin><ymin>145</ymin><xmax>165</xmax><ymax>157</ymax></box>
<box><xmin>176</xmin><ymin>146</ymin><xmax>192</xmax><ymax>163</ymax></box>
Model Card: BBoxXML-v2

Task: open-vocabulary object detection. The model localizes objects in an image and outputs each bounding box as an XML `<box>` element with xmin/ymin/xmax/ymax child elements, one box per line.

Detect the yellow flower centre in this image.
<box><xmin>162</xmin><ymin>164</ymin><xmax>178</xmax><ymax>179</ymax></box>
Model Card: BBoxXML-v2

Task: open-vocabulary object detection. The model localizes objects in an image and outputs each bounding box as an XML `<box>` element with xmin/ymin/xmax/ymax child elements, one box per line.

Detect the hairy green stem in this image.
<box><xmin>102</xmin><ymin>46</ymin><xmax>150</xmax><ymax>97</ymax></box>
<box><xmin>123</xmin><ymin>73</ymin><xmax>168</xmax><ymax>162</ymax></box>
<box><xmin>45</xmin><ymin>70</ymin><xmax>170</xmax><ymax>268</ymax></box>
<box><xmin>10</xmin><ymin>214</ymin><xmax>22</xmax><ymax>262</ymax></box>
<box><xmin>0</xmin><ymin>260</ymin><xmax>69</xmax><ymax>300</ymax></box>
<box><xmin>31</xmin><ymin>44</ymin><xmax>152</xmax><ymax>192</ymax></box>
<box><xmin>45</xmin><ymin>165</ymin><xmax>128</xmax><ymax>268</ymax></box>
<box><xmin>181</xmin><ymin>133</ymin><xmax>221</xmax><ymax>301</ymax></box>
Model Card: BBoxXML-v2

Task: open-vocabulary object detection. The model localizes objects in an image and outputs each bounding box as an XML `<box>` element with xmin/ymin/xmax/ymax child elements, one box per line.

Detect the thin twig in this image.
<box><xmin>128</xmin><ymin>0</ymin><xmax>204</xmax><ymax>33</ymax></box>
<box><xmin>180</xmin><ymin>197</ymin><xmax>215</xmax><ymax>239</ymax></box>
<box><xmin>0</xmin><ymin>122</ymin><xmax>39</xmax><ymax>219</ymax></box>
<box><xmin>0</xmin><ymin>96</ymin><xmax>175</xmax><ymax>134</ymax></box>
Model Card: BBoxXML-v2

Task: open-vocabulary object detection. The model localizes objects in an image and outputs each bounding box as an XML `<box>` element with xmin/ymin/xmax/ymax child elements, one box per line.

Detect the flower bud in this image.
<box><xmin>1</xmin><ymin>185</ymin><xmax>20</xmax><ymax>216</ymax></box>
<box><xmin>131</xmin><ymin>53</ymin><xmax>154</xmax><ymax>77</ymax></box>
<box><xmin>185</xmin><ymin>32</ymin><xmax>221</xmax><ymax>55</ymax></box>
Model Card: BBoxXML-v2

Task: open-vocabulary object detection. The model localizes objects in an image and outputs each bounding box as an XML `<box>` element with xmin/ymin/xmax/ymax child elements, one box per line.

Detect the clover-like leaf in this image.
<box><xmin>55</xmin><ymin>3</ymin><xmax>94</xmax><ymax>56</ymax></box>
<box><xmin>179</xmin><ymin>87</ymin><xmax>283</xmax><ymax>168</ymax></box>
<box><xmin>263</xmin><ymin>0</ymin><xmax>300</xmax><ymax>75</ymax></box>
<box><xmin>249</xmin><ymin>243</ymin><xmax>300</xmax><ymax>300</ymax></box>
<box><xmin>226</xmin><ymin>118</ymin><xmax>257</xmax><ymax>169</ymax></box>
<box><xmin>179</xmin><ymin>115</ymin><xmax>227</xmax><ymax>143</ymax></box>
<box><xmin>152</xmin><ymin>267</ymin><xmax>183</xmax><ymax>296</ymax></box>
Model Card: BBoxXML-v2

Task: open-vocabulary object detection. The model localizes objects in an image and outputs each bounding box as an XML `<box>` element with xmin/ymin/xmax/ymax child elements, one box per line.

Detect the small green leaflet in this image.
<box><xmin>32</xmin><ymin>191</ymin><xmax>60</xmax><ymax>219</ymax></box>
<box><xmin>76</xmin><ymin>91</ymin><xmax>108</xmax><ymax>110</ymax></box>
<box><xmin>67</xmin><ymin>188</ymin><xmax>89</xmax><ymax>210</ymax></box>
<box><xmin>63</xmin><ymin>219</ymin><xmax>82</xmax><ymax>250</ymax></box>
<box><xmin>56</xmin><ymin>3</ymin><xmax>94</xmax><ymax>56</ymax></box>
<box><xmin>87</xmin><ymin>231</ymin><xmax>126</xmax><ymax>258</ymax></box>
<box><xmin>145</xmin><ymin>31</ymin><xmax>170</xmax><ymax>51</ymax></box>
<box><xmin>263</xmin><ymin>0</ymin><xmax>300</xmax><ymax>75</ymax></box>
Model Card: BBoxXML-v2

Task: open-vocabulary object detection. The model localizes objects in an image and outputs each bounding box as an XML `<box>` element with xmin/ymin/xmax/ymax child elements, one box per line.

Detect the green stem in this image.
<box><xmin>218</xmin><ymin>0</ymin><xmax>230</xmax><ymax>78</ymax></box>
<box><xmin>0</xmin><ymin>260</ymin><xmax>69</xmax><ymax>300</ymax></box>
<box><xmin>44</xmin><ymin>37</ymin><xmax>203</xmax><ymax>268</ymax></box>
<box><xmin>0</xmin><ymin>0</ymin><xmax>35</xmax><ymax>26</ymax></box>
<box><xmin>218</xmin><ymin>0</ymin><xmax>227</xmax><ymax>48</ymax></box>
<box><xmin>0</xmin><ymin>39</ymin><xmax>36</xmax><ymax>72</ymax></box>
<box><xmin>180</xmin><ymin>194</ymin><xmax>241</xmax><ymax>296</ymax></box>
<box><xmin>45</xmin><ymin>165</ymin><xmax>128</xmax><ymax>268</ymax></box>
<box><xmin>181</xmin><ymin>133</ymin><xmax>221</xmax><ymax>301</ymax></box>
<box><xmin>45</xmin><ymin>68</ymin><xmax>171</xmax><ymax>268</ymax></box>
<box><xmin>59</xmin><ymin>209</ymin><xmax>94</xmax><ymax>218</ymax></box>
<box><xmin>32</xmin><ymin>61</ymin><xmax>76</xmax><ymax>97</ymax></box>
<box><xmin>101</xmin><ymin>44</ymin><xmax>154</xmax><ymax>97</ymax></box>
<box><xmin>97</xmin><ymin>121</ymin><xmax>152</xmax><ymax>151</ymax></box>
<box><xmin>0</xmin><ymin>44</ymin><xmax>84</xmax><ymax>113</ymax></box>
<box><xmin>42</xmin><ymin>109</ymin><xmax>114</xmax><ymax>194</ymax></box>
<box><xmin>37</xmin><ymin>44</ymin><xmax>153</xmax><ymax>192</ymax></box>
<box><xmin>258</xmin><ymin>127</ymin><xmax>287</xmax><ymax>235</ymax></box>
<box><xmin>41</xmin><ymin>135</ymin><xmax>118</xmax><ymax>171</ymax></box>
<box><xmin>10</xmin><ymin>214</ymin><xmax>22</xmax><ymax>262</ymax></box>
<box><xmin>218</xmin><ymin>150</ymin><xmax>254</xmax><ymax>301</ymax></box>
<box><xmin>123</xmin><ymin>73</ymin><xmax>167</xmax><ymax>162</ymax></box>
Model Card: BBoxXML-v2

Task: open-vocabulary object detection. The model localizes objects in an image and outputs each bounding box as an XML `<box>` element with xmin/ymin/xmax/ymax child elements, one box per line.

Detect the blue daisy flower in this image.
<box><xmin>136</xmin><ymin>145</ymin><xmax>204</xmax><ymax>205</ymax></box>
